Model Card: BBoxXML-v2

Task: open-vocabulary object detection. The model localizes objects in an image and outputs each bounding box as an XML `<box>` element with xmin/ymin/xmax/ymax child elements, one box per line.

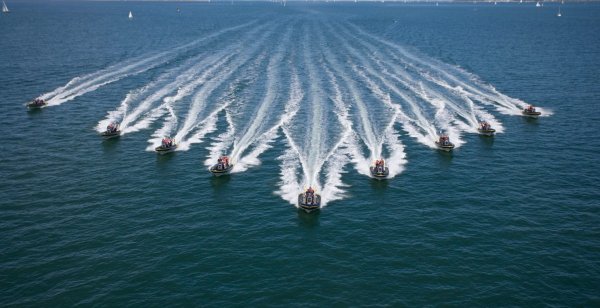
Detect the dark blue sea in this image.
<box><xmin>1</xmin><ymin>1</ymin><xmax>599</xmax><ymax>305</ymax></box>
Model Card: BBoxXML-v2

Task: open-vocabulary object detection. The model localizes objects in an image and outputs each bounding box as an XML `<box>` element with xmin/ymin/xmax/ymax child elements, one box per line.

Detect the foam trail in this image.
<box><xmin>277</xmin><ymin>135</ymin><xmax>303</xmax><ymax>206</ymax></box>
<box><xmin>325</xmin><ymin>23</ymin><xmax>437</xmax><ymax>145</ymax></box>
<box><xmin>320</xmin><ymin>146</ymin><xmax>350</xmax><ymax>204</ymax></box>
<box><xmin>121</xmin><ymin>55</ymin><xmax>224</xmax><ymax>130</ymax></box>
<box><xmin>172</xmin><ymin>21</ymin><xmax>283</xmax><ymax>149</ymax></box>
<box><xmin>334</xmin><ymin>20</ymin><xmax>525</xmax><ymax>139</ymax></box>
<box><xmin>318</xmin><ymin>24</ymin><xmax>383</xmax><ymax>179</ymax></box>
<box><xmin>146</xmin><ymin>104</ymin><xmax>178</xmax><ymax>151</ymax></box>
<box><xmin>205</xmin><ymin>111</ymin><xmax>236</xmax><ymax>168</ymax></box>
<box><xmin>299</xmin><ymin>23</ymin><xmax>326</xmax><ymax>189</ymax></box>
<box><xmin>331</xmin><ymin>24</ymin><xmax>455</xmax><ymax>148</ymax></box>
<box><xmin>145</xmin><ymin>98</ymin><xmax>226</xmax><ymax>152</ymax></box>
<box><xmin>277</xmin><ymin>22</ymin><xmax>328</xmax><ymax>205</ymax></box>
<box><xmin>279</xmin><ymin>121</ymin><xmax>351</xmax><ymax>207</ymax></box>
<box><xmin>174</xmin><ymin>50</ymin><xmax>269</xmax><ymax>151</ymax></box>
<box><xmin>167</xmin><ymin>42</ymin><xmax>268</xmax><ymax>152</ymax></box>
<box><xmin>345</xmin><ymin>21</ymin><xmax>538</xmax><ymax>116</ymax></box>
<box><xmin>329</xmin><ymin>21</ymin><xmax>465</xmax><ymax>147</ymax></box>
<box><xmin>95</xmin><ymin>57</ymin><xmax>198</xmax><ymax>133</ymax></box>
<box><xmin>229</xmin><ymin>24</ymin><xmax>295</xmax><ymax>165</ymax></box>
<box><xmin>41</xmin><ymin>21</ymin><xmax>257</xmax><ymax>107</ymax></box>
<box><xmin>384</xmin><ymin>128</ymin><xmax>407</xmax><ymax>178</ymax></box>
<box><xmin>318</xmin><ymin>29</ymin><xmax>382</xmax><ymax>161</ymax></box>
<box><xmin>150</xmin><ymin>78</ymin><xmax>244</xmax><ymax>151</ymax></box>
<box><xmin>322</xmin><ymin>21</ymin><xmax>409</xmax><ymax>175</ymax></box>
<box><xmin>232</xmin><ymin>127</ymin><xmax>279</xmax><ymax>173</ymax></box>
<box><xmin>321</xmin><ymin>57</ymin><xmax>371</xmax><ymax>181</ymax></box>
<box><xmin>233</xmin><ymin>70</ymin><xmax>303</xmax><ymax>173</ymax></box>
<box><xmin>96</xmin><ymin>86</ymin><xmax>147</xmax><ymax>133</ymax></box>
<box><xmin>176</xmin><ymin>113</ymin><xmax>220</xmax><ymax>152</ymax></box>
<box><xmin>121</xmin><ymin>52</ymin><xmax>233</xmax><ymax>134</ymax></box>
<box><xmin>276</xmin><ymin>21</ymin><xmax>353</xmax><ymax>207</ymax></box>
<box><xmin>99</xmin><ymin>22</ymin><xmax>273</xmax><ymax>136</ymax></box>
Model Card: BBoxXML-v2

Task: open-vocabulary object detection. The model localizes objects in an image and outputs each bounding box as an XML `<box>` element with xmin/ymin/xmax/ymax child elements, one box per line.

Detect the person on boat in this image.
<box><xmin>442</xmin><ymin>136</ymin><xmax>451</xmax><ymax>146</ymax></box>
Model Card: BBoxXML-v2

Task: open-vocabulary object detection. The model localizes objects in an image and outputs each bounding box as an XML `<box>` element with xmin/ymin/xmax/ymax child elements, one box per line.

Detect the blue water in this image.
<box><xmin>2</xmin><ymin>1</ymin><xmax>600</xmax><ymax>305</ymax></box>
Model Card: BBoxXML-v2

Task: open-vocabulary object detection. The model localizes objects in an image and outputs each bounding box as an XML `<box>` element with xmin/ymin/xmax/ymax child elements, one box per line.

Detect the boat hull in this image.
<box><xmin>522</xmin><ymin>111</ymin><xmax>541</xmax><ymax>118</ymax></box>
<box><xmin>26</xmin><ymin>102</ymin><xmax>47</xmax><ymax>109</ymax></box>
<box><xmin>155</xmin><ymin>145</ymin><xmax>177</xmax><ymax>155</ymax></box>
<box><xmin>369</xmin><ymin>167</ymin><xmax>390</xmax><ymax>180</ymax></box>
<box><xmin>298</xmin><ymin>193</ymin><xmax>321</xmax><ymax>213</ymax></box>
<box><xmin>477</xmin><ymin>128</ymin><xmax>496</xmax><ymax>136</ymax></box>
<box><xmin>435</xmin><ymin>141</ymin><xmax>455</xmax><ymax>152</ymax></box>
<box><xmin>209</xmin><ymin>164</ymin><xmax>233</xmax><ymax>176</ymax></box>
<box><xmin>101</xmin><ymin>131</ymin><xmax>121</xmax><ymax>139</ymax></box>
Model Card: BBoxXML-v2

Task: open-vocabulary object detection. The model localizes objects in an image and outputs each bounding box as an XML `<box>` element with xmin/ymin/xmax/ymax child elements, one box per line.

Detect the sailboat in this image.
<box><xmin>535</xmin><ymin>1</ymin><xmax>541</xmax><ymax>7</ymax></box>
<box><xmin>128</xmin><ymin>11</ymin><xmax>133</xmax><ymax>20</ymax></box>
<box><xmin>557</xmin><ymin>7</ymin><xmax>562</xmax><ymax>17</ymax></box>
<box><xmin>2</xmin><ymin>1</ymin><xmax>9</xmax><ymax>13</ymax></box>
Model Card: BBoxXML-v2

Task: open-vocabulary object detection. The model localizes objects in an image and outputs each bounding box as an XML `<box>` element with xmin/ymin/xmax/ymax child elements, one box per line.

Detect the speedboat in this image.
<box><xmin>370</xmin><ymin>159</ymin><xmax>389</xmax><ymax>180</ymax></box>
<box><xmin>435</xmin><ymin>134</ymin><xmax>455</xmax><ymax>152</ymax></box>
<box><xmin>101</xmin><ymin>122</ymin><xmax>121</xmax><ymax>139</ymax></box>
<box><xmin>155</xmin><ymin>137</ymin><xmax>177</xmax><ymax>154</ymax></box>
<box><xmin>209</xmin><ymin>156</ymin><xmax>233</xmax><ymax>176</ymax></box>
<box><xmin>26</xmin><ymin>98</ymin><xmax>47</xmax><ymax>109</ymax></box>
<box><xmin>477</xmin><ymin>121</ymin><xmax>496</xmax><ymax>136</ymax></box>
<box><xmin>522</xmin><ymin>105</ymin><xmax>541</xmax><ymax>118</ymax></box>
<box><xmin>298</xmin><ymin>187</ymin><xmax>321</xmax><ymax>213</ymax></box>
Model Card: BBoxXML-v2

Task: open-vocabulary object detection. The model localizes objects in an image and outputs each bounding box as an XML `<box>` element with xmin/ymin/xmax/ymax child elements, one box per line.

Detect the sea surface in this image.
<box><xmin>1</xmin><ymin>1</ymin><xmax>600</xmax><ymax>306</ymax></box>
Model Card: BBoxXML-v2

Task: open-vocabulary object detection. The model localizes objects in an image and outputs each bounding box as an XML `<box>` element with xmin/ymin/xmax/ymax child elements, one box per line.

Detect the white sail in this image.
<box><xmin>128</xmin><ymin>11</ymin><xmax>133</xmax><ymax>19</ymax></box>
<box><xmin>2</xmin><ymin>1</ymin><xmax>9</xmax><ymax>13</ymax></box>
<box><xmin>557</xmin><ymin>7</ymin><xmax>562</xmax><ymax>16</ymax></box>
<box><xmin>536</xmin><ymin>1</ymin><xmax>541</xmax><ymax>7</ymax></box>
